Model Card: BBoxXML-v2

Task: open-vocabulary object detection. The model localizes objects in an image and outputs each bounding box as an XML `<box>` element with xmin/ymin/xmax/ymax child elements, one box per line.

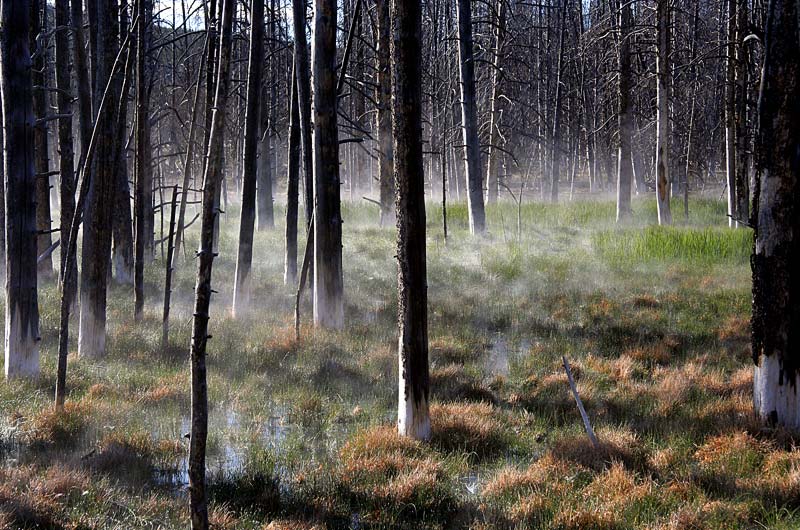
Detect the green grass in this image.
<box><xmin>1</xmin><ymin>195</ymin><xmax>794</xmax><ymax>530</ymax></box>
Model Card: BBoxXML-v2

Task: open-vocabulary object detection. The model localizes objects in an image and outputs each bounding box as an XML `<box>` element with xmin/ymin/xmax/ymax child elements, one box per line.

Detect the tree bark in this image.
<box><xmin>725</xmin><ymin>0</ymin><xmax>737</xmax><ymax>227</ymax></box>
<box><xmin>392</xmin><ymin>0</ymin><xmax>430</xmax><ymax>440</ymax></box>
<box><xmin>616</xmin><ymin>0</ymin><xmax>633</xmax><ymax>221</ymax></box>
<box><xmin>312</xmin><ymin>0</ymin><xmax>344</xmax><ymax>329</ymax></box>
<box><xmin>734</xmin><ymin>0</ymin><xmax>750</xmax><ymax>226</ymax></box>
<box><xmin>751</xmin><ymin>0</ymin><xmax>800</xmax><ymax>431</ymax></box>
<box><xmin>456</xmin><ymin>0</ymin><xmax>486</xmax><ymax>234</ymax></box>
<box><xmin>134</xmin><ymin>0</ymin><xmax>152</xmax><ymax>319</ymax></box>
<box><xmin>189</xmin><ymin>0</ymin><xmax>234</xmax><ymax>526</ymax></box>
<box><xmin>485</xmin><ymin>0</ymin><xmax>505</xmax><ymax>205</ymax></box>
<box><xmin>257</xmin><ymin>0</ymin><xmax>275</xmax><ymax>231</ymax></box>
<box><xmin>71</xmin><ymin>0</ymin><xmax>93</xmax><ymax>168</ymax></box>
<box><xmin>233</xmin><ymin>0</ymin><xmax>266</xmax><ymax>316</ymax></box>
<box><xmin>2</xmin><ymin>0</ymin><xmax>41</xmax><ymax>378</ymax></box>
<box><xmin>292</xmin><ymin>0</ymin><xmax>314</xmax><ymax>227</ymax></box>
<box><xmin>655</xmin><ymin>0</ymin><xmax>672</xmax><ymax>225</ymax></box>
<box><xmin>549</xmin><ymin>0</ymin><xmax>567</xmax><ymax>203</ymax></box>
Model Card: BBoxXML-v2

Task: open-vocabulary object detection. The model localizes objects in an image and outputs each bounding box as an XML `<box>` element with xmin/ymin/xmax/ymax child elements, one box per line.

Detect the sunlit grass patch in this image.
<box><xmin>17</xmin><ymin>401</ymin><xmax>91</xmax><ymax>446</ymax></box>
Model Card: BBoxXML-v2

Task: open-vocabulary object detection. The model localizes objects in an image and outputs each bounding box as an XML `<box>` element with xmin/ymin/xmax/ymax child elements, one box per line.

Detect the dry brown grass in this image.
<box><xmin>21</xmin><ymin>401</ymin><xmax>91</xmax><ymax>445</ymax></box>
<box><xmin>550</xmin><ymin>426</ymin><xmax>649</xmax><ymax>473</ymax></box>
<box><xmin>624</xmin><ymin>342</ymin><xmax>673</xmax><ymax>365</ymax></box>
<box><xmin>482</xmin><ymin>454</ymin><xmax>570</xmax><ymax>499</ymax></box>
<box><xmin>263</xmin><ymin>519</ymin><xmax>324</xmax><ymax>530</ymax></box>
<box><xmin>430</xmin><ymin>402</ymin><xmax>508</xmax><ymax>458</ymax></box>
<box><xmin>430</xmin><ymin>364</ymin><xmax>496</xmax><ymax>403</ymax></box>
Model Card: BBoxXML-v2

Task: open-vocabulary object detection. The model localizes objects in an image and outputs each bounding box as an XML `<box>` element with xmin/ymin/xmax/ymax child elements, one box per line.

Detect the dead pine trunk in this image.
<box><xmin>392</xmin><ymin>0</ymin><xmax>430</xmax><ymax>440</ymax></box>
<box><xmin>233</xmin><ymin>0</ymin><xmax>265</xmax><ymax>316</ymax></box>
<box><xmin>751</xmin><ymin>0</ymin><xmax>800</xmax><ymax>431</ymax></box>
<box><xmin>30</xmin><ymin>0</ymin><xmax>54</xmax><ymax>279</ymax></box>
<box><xmin>78</xmin><ymin>0</ymin><xmax>121</xmax><ymax>358</ymax></box>
<box><xmin>257</xmin><ymin>0</ymin><xmax>276</xmax><ymax>231</ymax></box>
<box><xmin>292</xmin><ymin>0</ymin><xmax>314</xmax><ymax>229</ymax></box>
<box><xmin>2</xmin><ymin>0</ymin><xmax>41</xmax><ymax>378</ymax></box>
<box><xmin>485</xmin><ymin>0</ymin><xmax>505</xmax><ymax>205</ymax></box>
<box><xmin>162</xmin><ymin>186</ymin><xmax>178</xmax><ymax>350</ymax></box>
<box><xmin>134</xmin><ymin>0</ymin><xmax>152</xmax><ymax>320</ymax></box>
<box><xmin>55</xmin><ymin>0</ymin><xmax>77</xmax><ymax>308</ymax></box>
<box><xmin>548</xmin><ymin>0</ymin><xmax>567</xmax><ymax>204</ymax></box>
<box><xmin>734</xmin><ymin>0</ymin><xmax>750</xmax><ymax>226</ymax></box>
<box><xmin>655</xmin><ymin>0</ymin><xmax>672</xmax><ymax>225</ymax></box>
<box><xmin>376</xmin><ymin>0</ymin><xmax>395</xmax><ymax>226</ymax></box>
<box><xmin>456</xmin><ymin>0</ymin><xmax>486</xmax><ymax>235</ymax></box>
<box><xmin>725</xmin><ymin>0</ymin><xmax>737</xmax><ymax>227</ymax></box>
<box><xmin>285</xmin><ymin>62</ymin><xmax>301</xmax><ymax>285</ymax></box>
<box><xmin>615</xmin><ymin>0</ymin><xmax>633</xmax><ymax>222</ymax></box>
<box><xmin>188</xmin><ymin>0</ymin><xmax>234</xmax><ymax>526</ymax></box>
<box><xmin>312</xmin><ymin>0</ymin><xmax>344</xmax><ymax>329</ymax></box>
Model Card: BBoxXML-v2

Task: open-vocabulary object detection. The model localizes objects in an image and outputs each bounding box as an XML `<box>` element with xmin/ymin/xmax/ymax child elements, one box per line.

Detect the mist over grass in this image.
<box><xmin>1</xmin><ymin>196</ymin><xmax>795</xmax><ymax>529</ymax></box>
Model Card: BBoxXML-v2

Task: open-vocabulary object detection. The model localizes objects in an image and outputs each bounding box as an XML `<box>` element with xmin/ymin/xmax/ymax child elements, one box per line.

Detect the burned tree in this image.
<box><xmin>655</xmin><ymin>0</ymin><xmax>672</xmax><ymax>225</ymax></box>
<box><xmin>285</xmin><ymin>64</ymin><xmax>301</xmax><ymax>285</ymax></box>
<box><xmin>2</xmin><ymin>0</ymin><xmax>40</xmax><ymax>378</ymax></box>
<box><xmin>751</xmin><ymin>0</ymin><xmax>800</xmax><ymax>431</ymax></box>
<box><xmin>233</xmin><ymin>0</ymin><xmax>266</xmax><ymax>316</ymax></box>
<box><xmin>376</xmin><ymin>0</ymin><xmax>395</xmax><ymax>226</ymax></box>
<box><xmin>393</xmin><ymin>0</ymin><xmax>430</xmax><ymax>440</ymax></box>
<box><xmin>616</xmin><ymin>0</ymin><xmax>633</xmax><ymax>221</ymax></box>
<box><xmin>312</xmin><ymin>0</ymin><xmax>344</xmax><ymax>329</ymax></box>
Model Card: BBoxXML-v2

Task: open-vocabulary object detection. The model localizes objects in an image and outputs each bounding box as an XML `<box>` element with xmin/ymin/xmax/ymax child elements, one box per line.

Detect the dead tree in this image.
<box><xmin>162</xmin><ymin>186</ymin><xmax>178</xmax><ymax>349</ymax></box>
<box><xmin>292</xmin><ymin>0</ymin><xmax>314</xmax><ymax>227</ymax></box>
<box><xmin>31</xmin><ymin>0</ymin><xmax>54</xmax><ymax>278</ymax></box>
<box><xmin>257</xmin><ymin>0</ymin><xmax>275</xmax><ymax>231</ymax></box>
<box><xmin>485</xmin><ymin>0</ymin><xmax>506</xmax><ymax>205</ymax></box>
<box><xmin>285</xmin><ymin>62</ymin><xmax>301</xmax><ymax>285</ymax></box>
<box><xmin>2</xmin><ymin>0</ymin><xmax>41</xmax><ymax>378</ymax></box>
<box><xmin>725</xmin><ymin>0</ymin><xmax>737</xmax><ymax>227</ymax></box>
<box><xmin>392</xmin><ymin>0</ymin><xmax>430</xmax><ymax>440</ymax></box>
<box><xmin>549</xmin><ymin>0</ymin><xmax>567</xmax><ymax>203</ymax></box>
<box><xmin>751</xmin><ymin>0</ymin><xmax>800</xmax><ymax>431</ymax></box>
<box><xmin>233</xmin><ymin>0</ymin><xmax>266</xmax><ymax>316</ymax></box>
<box><xmin>376</xmin><ymin>0</ymin><xmax>395</xmax><ymax>226</ymax></box>
<box><xmin>188</xmin><ymin>0</ymin><xmax>234</xmax><ymax>526</ymax></box>
<box><xmin>71</xmin><ymin>0</ymin><xmax>93</xmax><ymax>169</ymax></box>
<box><xmin>55</xmin><ymin>0</ymin><xmax>77</xmax><ymax>307</ymax></box>
<box><xmin>312</xmin><ymin>0</ymin><xmax>344</xmax><ymax>329</ymax></box>
<box><xmin>456</xmin><ymin>0</ymin><xmax>486</xmax><ymax>234</ymax></box>
<box><xmin>134</xmin><ymin>0</ymin><xmax>152</xmax><ymax>320</ymax></box>
<box><xmin>616</xmin><ymin>0</ymin><xmax>633</xmax><ymax>221</ymax></box>
<box><xmin>655</xmin><ymin>0</ymin><xmax>672</xmax><ymax>225</ymax></box>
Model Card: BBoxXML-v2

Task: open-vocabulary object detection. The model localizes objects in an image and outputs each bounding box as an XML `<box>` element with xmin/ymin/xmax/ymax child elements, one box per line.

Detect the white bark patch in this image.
<box><xmin>397</xmin><ymin>349</ymin><xmax>431</xmax><ymax>440</ymax></box>
<box><xmin>4</xmin><ymin>302</ymin><xmax>39</xmax><ymax>378</ymax></box>
<box><xmin>78</xmin><ymin>301</ymin><xmax>106</xmax><ymax>358</ymax></box>
<box><xmin>754</xmin><ymin>354</ymin><xmax>800</xmax><ymax>431</ymax></box>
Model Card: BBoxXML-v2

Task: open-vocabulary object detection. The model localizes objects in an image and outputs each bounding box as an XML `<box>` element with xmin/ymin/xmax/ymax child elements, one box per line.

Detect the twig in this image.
<box><xmin>562</xmin><ymin>355</ymin><xmax>599</xmax><ymax>449</ymax></box>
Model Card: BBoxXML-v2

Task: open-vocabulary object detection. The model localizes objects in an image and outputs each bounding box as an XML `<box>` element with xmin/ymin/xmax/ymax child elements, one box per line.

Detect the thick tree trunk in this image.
<box><xmin>78</xmin><ymin>0</ymin><xmax>121</xmax><ymax>358</ymax></box>
<box><xmin>55</xmin><ymin>0</ymin><xmax>77</xmax><ymax>308</ymax></box>
<box><xmin>734</xmin><ymin>0</ymin><xmax>750</xmax><ymax>226</ymax></box>
<box><xmin>134</xmin><ymin>0</ymin><xmax>152</xmax><ymax>319</ymax></box>
<box><xmin>0</xmin><ymin>108</ymin><xmax>5</xmax><ymax>283</ymax></box>
<box><xmin>2</xmin><ymin>0</ymin><xmax>41</xmax><ymax>378</ymax></box>
<box><xmin>376</xmin><ymin>0</ymin><xmax>395</xmax><ymax>226</ymax></box>
<box><xmin>285</xmin><ymin>63</ymin><xmax>300</xmax><ymax>285</ymax></box>
<box><xmin>189</xmin><ymin>0</ymin><xmax>234</xmax><ymax>524</ymax></box>
<box><xmin>392</xmin><ymin>0</ymin><xmax>430</xmax><ymax>440</ymax></box>
<box><xmin>615</xmin><ymin>0</ymin><xmax>633</xmax><ymax>221</ymax></box>
<box><xmin>456</xmin><ymin>0</ymin><xmax>486</xmax><ymax>235</ymax></box>
<box><xmin>257</xmin><ymin>0</ymin><xmax>275</xmax><ymax>231</ymax></box>
<box><xmin>30</xmin><ymin>0</ymin><xmax>54</xmax><ymax>278</ymax></box>
<box><xmin>655</xmin><ymin>0</ymin><xmax>672</xmax><ymax>225</ymax></box>
<box><xmin>312</xmin><ymin>0</ymin><xmax>344</xmax><ymax>329</ymax></box>
<box><xmin>292</xmin><ymin>0</ymin><xmax>313</xmax><ymax>227</ymax></box>
<box><xmin>233</xmin><ymin>0</ymin><xmax>265</xmax><ymax>316</ymax></box>
<box><xmin>485</xmin><ymin>0</ymin><xmax>505</xmax><ymax>205</ymax></box>
<box><xmin>71</xmin><ymin>0</ymin><xmax>93</xmax><ymax>167</ymax></box>
<box><xmin>751</xmin><ymin>0</ymin><xmax>800</xmax><ymax>431</ymax></box>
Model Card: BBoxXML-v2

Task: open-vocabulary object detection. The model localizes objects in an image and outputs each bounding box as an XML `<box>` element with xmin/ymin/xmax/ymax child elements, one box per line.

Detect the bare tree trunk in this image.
<box><xmin>285</xmin><ymin>62</ymin><xmax>300</xmax><ymax>285</ymax></box>
<box><xmin>257</xmin><ymin>0</ymin><xmax>275</xmax><ymax>230</ymax></box>
<box><xmin>292</xmin><ymin>0</ymin><xmax>313</xmax><ymax>227</ymax></box>
<box><xmin>0</xmin><ymin>107</ymin><xmax>5</xmax><ymax>283</ymax></box>
<box><xmin>71</xmin><ymin>0</ymin><xmax>93</xmax><ymax>168</ymax></box>
<box><xmin>725</xmin><ymin>0</ymin><xmax>737</xmax><ymax>227</ymax></box>
<box><xmin>549</xmin><ymin>0</ymin><xmax>567</xmax><ymax>203</ymax></box>
<box><xmin>312</xmin><ymin>0</ymin><xmax>344</xmax><ymax>329</ymax></box>
<box><xmin>376</xmin><ymin>0</ymin><xmax>395</xmax><ymax>226</ymax></box>
<box><xmin>189</xmin><ymin>0</ymin><xmax>234</xmax><ymax>525</ymax></box>
<box><xmin>30</xmin><ymin>0</ymin><xmax>54</xmax><ymax>278</ymax></box>
<box><xmin>162</xmin><ymin>186</ymin><xmax>177</xmax><ymax>349</ymax></box>
<box><xmin>392</xmin><ymin>0</ymin><xmax>430</xmax><ymax>440</ymax></box>
<box><xmin>78</xmin><ymin>0</ymin><xmax>122</xmax><ymax>358</ymax></box>
<box><xmin>55</xmin><ymin>0</ymin><xmax>77</xmax><ymax>308</ymax></box>
<box><xmin>485</xmin><ymin>0</ymin><xmax>505</xmax><ymax>205</ymax></box>
<box><xmin>456</xmin><ymin>0</ymin><xmax>486</xmax><ymax>234</ymax></box>
<box><xmin>655</xmin><ymin>0</ymin><xmax>672</xmax><ymax>225</ymax></box>
<box><xmin>751</xmin><ymin>0</ymin><xmax>800</xmax><ymax>431</ymax></box>
<box><xmin>615</xmin><ymin>0</ymin><xmax>633</xmax><ymax>221</ymax></box>
<box><xmin>233</xmin><ymin>0</ymin><xmax>265</xmax><ymax>316</ymax></box>
<box><xmin>2</xmin><ymin>0</ymin><xmax>40</xmax><ymax>378</ymax></box>
<box><xmin>734</xmin><ymin>0</ymin><xmax>750</xmax><ymax>226</ymax></box>
<box><xmin>134</xmin><ymin>0</ymin><xmax>152</xmax><ymax>320</ymax></box>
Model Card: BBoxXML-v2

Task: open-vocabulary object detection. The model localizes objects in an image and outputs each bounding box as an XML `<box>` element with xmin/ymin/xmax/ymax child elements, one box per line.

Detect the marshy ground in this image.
<box><xmin>1</xmin><ymin>196</ymin><xmax>797</xmax><ymax>529</ymax></box>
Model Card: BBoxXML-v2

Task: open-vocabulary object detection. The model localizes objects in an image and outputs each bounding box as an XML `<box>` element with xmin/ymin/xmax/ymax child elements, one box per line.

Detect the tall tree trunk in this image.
<box><xmin>78</xmin><ymin>0</ymin><xmax>121</xmax><ymax>358</ymax></box>
<box><xmin>0</xmin><ymin>105</ymin><xmax>5</xmax><ymax>283</ymax></box>
<box><xmin>376</xmin><ymin>0</ymin><xmax>395</xmax><ymax>226</ymax></box>
<box><xmin>456</xmin><ymin>0</ymin><xmax>486</xmax><ymax>235</ymax></box>
<box><xmin>233</xmin><ymin>0</ymin><xmax>265</xmax><ymax>316</ymax></box>
<box><xmin>292</xmin><ymin>0</ymin><xmax>313</xmax><ymax>227</ymax></box>
<box><xmin>30</xmin><ymin>0</ymin><xmax>54</xmax><ymax>278</ymax></box>
<box><xmin>616</xmin><ymin>0</ymin><xmax>633</xmax><ymax>221</ymax></box>
<box><xmin>392</xmin><ymin>0</ymin><xmax>430</xmax><ymax>440</ymax></box>
<box><xmin>485</xmin><ymin>0</ymin><xmax>505</xmax><ymax>205</ymax></box>
<box><xmin>312</xmin><ymin>0</ymin><xmax>344</xmax><ymax>329</ymax></box>
<box><xmin>257</xmin><ymin>0</ymin><xmax>275</xmax><ymax>230</ymax></box>
<box><xmin>549</xmin><ymin>0</ymin><xmax>567</xmax><ymax>203</ymax></box>
<box><xmin>285</xmin><ymin>62</ymin><xmax>300</xmax><ymax>285</ymax></box>
<box><xmin>655</xmin><ymin>0</ymin><xmax>672</xmax><ymax>225</ymax></box>
<box><xmin>55</xmin><ymin>0</ymin><xmax>77</xmax><ymax>307</ymax></box>
<box><xmin>189</xmin><ymin>0</ymin><xmax>234</xmax><ymax>525</ymax></box>
<box><xmin>134</xmin><ymin>0</ymin><xmax>152</xmax><ymax>319</ymax></box>
<box><xmin>71</xmin><ymin>0</ymin><xmax>93</xmax><ymax>168</ymax></box>
<box><xmin>751</xmin><ymin>0</ymin><xmax>800</xmax><ymax>431</ymax></box>
<box><xmin>734</xmin><ymin>0</ymin><xmax>750</xmax><ymax>226</ymax></box>
<box><xmin>2</xmin><ymin>0</ymin><xmax>41</xmax><ymax>378</ymax></box>
<box><xmin>725</xmin><ymin>0</ymin><xmax>737</xmax><ymax>227</ymax></box>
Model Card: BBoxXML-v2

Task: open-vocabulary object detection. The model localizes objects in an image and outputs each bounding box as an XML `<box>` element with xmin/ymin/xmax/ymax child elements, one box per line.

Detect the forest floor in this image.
<box><xmin>1</xmin><ymin>196</ymin><xmax>798</xmax><ymax>529</ymax></box>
